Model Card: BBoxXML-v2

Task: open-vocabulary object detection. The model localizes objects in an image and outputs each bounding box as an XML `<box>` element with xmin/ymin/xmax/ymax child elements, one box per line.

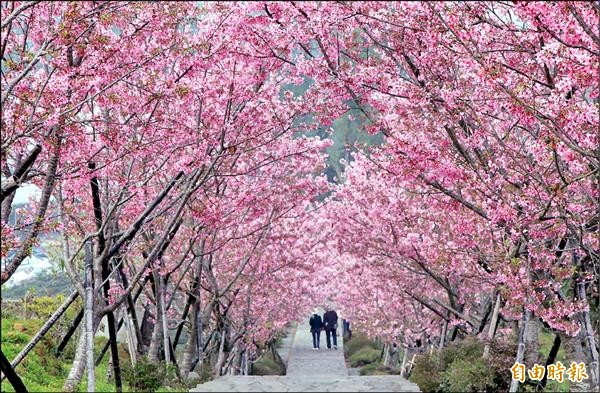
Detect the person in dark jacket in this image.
<box><xmin>322</xmin><ymin>307</ymin><xmax>339</xmax><ymax>349</ymax></box>
<box><xmin>309</xmin><ymin>310</ymin><xmax>323</xmax><ymax>350</ymax></box>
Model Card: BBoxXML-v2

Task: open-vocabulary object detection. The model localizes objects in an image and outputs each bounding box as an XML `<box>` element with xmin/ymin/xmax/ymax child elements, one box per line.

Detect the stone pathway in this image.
<box><xmin>191</xmin><ymin>314</ymin><xmax>420</xmax><ymax>392</ymax></box>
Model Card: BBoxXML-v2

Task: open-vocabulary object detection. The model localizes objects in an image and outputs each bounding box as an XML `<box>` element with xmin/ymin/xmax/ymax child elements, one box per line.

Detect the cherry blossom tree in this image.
<box><xmin>1</xmin><ymin>1</ymin><xmax>598</xmax><ymax>391</ymax></box>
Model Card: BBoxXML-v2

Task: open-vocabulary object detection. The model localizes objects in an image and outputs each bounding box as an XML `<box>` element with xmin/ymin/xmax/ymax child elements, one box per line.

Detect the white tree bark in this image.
<box><xmin>509</xmin><ymin>308</ymin><xmax>530</xmax><ymax>393</ymax></box>
<box><xmin>400</xmin><ymin>347</ymin><xmax>409</xmax><ymax>378</ymax></box>
<box><xmin>123</xmin><ymin>307</ymin><xmax>137</xmax><ymax>366</ymax></box>
<box><xmin>483</xmin><ymin>293</ymin><xmax>501</xmax><ymax>359</ymax></box>
<box><xmin>63</xmin><ymin>331</ymin><xmax>88</xmax><ymax>392</ymax></box>
<box><xmin>577</xmin><ymin>278</ymin><xmax>599</xmax><ymax>386</ymax></box>
<box><xmin>84</xmin><ymin>241</ymin><xmax>95</xmax><ymax>392</ymax></box>
<box><xmin>214</xmin><ymin>331</ymin><xmax>227</xmax><ymax>376</ymax></box>
<box><xmin>439</xmin><ymin>320</ymin><xmax>448</xmax><ymax>352</ymax></box>
<box><xmin>159</xmin><ymin>276</ymin><xmax>170</xmax><ymax>364</ymax></box>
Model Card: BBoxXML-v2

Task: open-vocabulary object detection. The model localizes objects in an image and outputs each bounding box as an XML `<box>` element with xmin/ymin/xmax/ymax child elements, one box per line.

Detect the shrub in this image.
<box><xmin>349</xmin><ymin>347</ymin><xmax>380</xmax><ymax>367</ymax></box>
<box><xmin>359</xmin><ymin>363</ymin><xmax>380</xmax><ymax>375</ymax></box>
<box><xmin>486</xmin><ymin>338</ymin><xmax>517</xmax><ymax>391</ymax></box>
<box><xmin>344</xmin><ymin>333</ymin><xmax>381</xmax><ymax>359</ymax></box>
<box><xmin>2</xmin><ymin>330</ymin><xmax>30</xmax><ymax>344</ymax></box>
<box><xmin>27</xmin><ymin>295</ymin><xmax>66</xmax><ymax>319</ymax></box>
<box><xmin>360</xmin><ymin>364</ymin><xmax>402</xmax><ymax>376</ymax></box>
<box><xmin>122</xmin><ymin>358</ymin><xmax>166</xmax><ymax>392</ymax></box>
<box><xmin>410</xmin><ymin>336</ymin><xmax>514</xmax><ymax>392</ymax></box>
<box><xmin>438</xmin><ymin>336</ymin><xmax>484</xmax><ymax>368</ymax></box>
<box><xmin>410</xmin><ymin>352</ymin><xmax>444</xmax><ymax>393</ymax></box>
<box><xmin>442</xmin><ymin>357</ymin><xmax>496</xmax><ymax>392</ymax></box>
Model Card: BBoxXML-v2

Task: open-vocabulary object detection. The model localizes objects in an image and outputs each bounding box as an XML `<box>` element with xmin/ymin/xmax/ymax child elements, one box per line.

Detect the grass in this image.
<box><xmin>343</xmin><ymin>332</ymin><xmax>402</xmax><ymax>375</ymax></box>
<box><xmin>1</xmin><ymin>313</ymin><xmax>183</xmax><ymax>392</ymax></box>
<box><xmin>532</xmin><ymin>330</ymin><xmax>570</xmax><ymax>392</ymax></box>
<box><xmin>1</xmin><ymin>316</ymin><xmax>134</xmax><ymax>392</ymax></box>
<box><xmin>348</xmin><ymin>346</ymin><xmax>380</xmax><ymax>367</ymax></box>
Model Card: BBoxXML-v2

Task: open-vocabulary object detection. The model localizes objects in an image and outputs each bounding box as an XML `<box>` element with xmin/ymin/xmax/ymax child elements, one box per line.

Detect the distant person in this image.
<box><xmin>309</xmin><ymin>309</ymin><xmax>323</xmax><ymax>350</ymax></box>
<box><xmin>323</xmin><ymin>307</ymin><xmax>339</xmax><ymax>349</ymax></box>
<box><xmin>343</xmin><ymin>319</ymin><xmax>352</xmax><ymax>340</ymax></box>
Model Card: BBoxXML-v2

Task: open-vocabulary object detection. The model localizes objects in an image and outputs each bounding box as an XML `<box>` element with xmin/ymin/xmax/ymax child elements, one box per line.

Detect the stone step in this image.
<box><xmin>191</xmin><ymin>310</ymin><xmax>420</xmax><ymax>392</ymax></box>
<box><xmin>191</xmin><ymin>375</ymin><xmax>421</xmax><ymax>392</ymax></box>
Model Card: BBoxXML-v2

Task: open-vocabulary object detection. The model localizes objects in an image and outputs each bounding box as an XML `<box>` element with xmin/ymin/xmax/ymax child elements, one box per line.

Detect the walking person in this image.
<box><xmin>323</xmin><ymin>307</ymin><xmax>339</xmax><ymax>349</ymax></box>
<box><xmin>309</xmin><ymin>309</ymin><xmax>323</xmax><ymax>350</ymax></box>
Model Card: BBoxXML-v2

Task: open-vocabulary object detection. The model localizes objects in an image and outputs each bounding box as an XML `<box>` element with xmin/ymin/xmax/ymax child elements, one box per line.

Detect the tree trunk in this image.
<box><xmin>63</xmin><ymin>330</ymin><xmax>88</xmax><ymax>392</ymax></box>
<box><xmin>101</xmin><ymin>283</ymin><xmax>122</xmax><ymax>391</ymax></box>
<box><xmin>174</xmin><ymin>275</ymin><xmax>199</xmax><ymax>351</ymax></box>
<box><xmin>405</xmin><ymin>354</ymin><xmax>416</xmax><ymax>377</ymax></box>
<box><xmin>123</xmin><ymin>307</ymin><xmax>137</xmax><ymax>366</ymax></box>
<box><xmin>381</xmin><ymin>343</ymin><xmax>388</xmax><ymax>365</ymax></box>
<box><xmin>148</xmin><ymin>275</ymin><xmax>163</xmax><ymax>363</ymax></box>
<box><xmin>562</xmin><ymin>328</ymin><xmax>586</xmax><ymax>362</ymax></box>
<box><xmin>389</xmin><ymin>344</ymin><xmax>400</xmax><ymax>368</ymax></box>
<box><xmin>147</xmin><ymin>314</ymin><xmax>163</xmax><ymax>363</ymax></box>
<box><xmin>181</xmin><ymin>300</ymin><xmax>199</xmax><ymax>377</ymax></box>
<box><xmin>96</xmin><ymin>277</ymin><xmax>149</xmax><ymax>363</ymax></box>
<box><xmin>226</xmin><ymin>345</ymin><xmax>241</xmax><ymax>375</ymax></box>
<box><xmin>158</xmin><ymin>276</ymin><xmax>171</xmax><ymax>365</ymax></box>
<box><xmin>577</xmin><ymin>274</ymin><xmax>599</xmax><ymax>386</ymax></box>
<box><xmin>89</xmin><ymin>166</ymin><xmax>122</xmax><ymax>392</ymax></box>
<box><xmin>183</xmin><ymin>256</ymin><xmax>205</xmax><ymax>374</ymax></box>
<box><xmin>509</xmin><ymin>308</ymin><xmax>530</xmax><ymax>393</ymax></box>
<box><xmin>112</xmin><ymin>263</ymin><xmax>137</xmax><ymax>366</ymax></box>
<box><xmin>85</xmin><ymin>241</ymin><xmax>95</xmax><ymax>393</ymax></box>
<box><xmin>400</xmin><ymin>347</ymin><xmax>409</xmax><ymax>378</ymax></box>
<box><xmin>214</xmin><ymin>331</ymin><xmax>226</xmax><ymax>377</ymax></box>
<box><xmin>477</xmin><ymin>296</ymin><xmax>494</xmax><ymax>334</ymax></box>
<box><xmin>117</xmin><ymin>262</ymin><xmax>143</xmax><ymax>354</ymax></box>
<box><xmin>1</xmin><ymin>137</ymin><xmax>59</xmax><ymax>285</ymax></box>
<box><xmin>1</xmin><ymin>184</ymin><xmax>16</xmax><ymax>224</ymax></box>
<box><xmin>525</xmin><ymin>315</ymin><xmax>541</xmax><ymax>366</ymax></box>
<box><xmin>439</xmin><ymin>320</ymin><xmax>448</xmax><ymax>351</ymax></box>
<box><xmin>241</xmin><ymin>350</ymin><xmax>249</xmax><ymax>376</ymax></box>
<box><xmin>0</xmin><ymin>144</ymin><xmax>41</xmax><ymax>203</ymax></box>
<box><xmin>483</xmin><ymin>292</ymin><xmax>501</xmax><ymax>359</ymax></box>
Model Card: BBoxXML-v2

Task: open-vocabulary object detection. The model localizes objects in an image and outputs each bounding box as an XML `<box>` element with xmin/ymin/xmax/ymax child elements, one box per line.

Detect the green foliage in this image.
<box><xmin>359</xmin><ymin>363</ymin><xmax>380</xmax><ymax>375</ymax></box>
<box><xmin>442</xmin><ymin>357</ymin><xmax>496</xmax><ymax>392</ymax></box>
<box><xmin>410</xmin><ymin>352</ymin><xmax>445</xmax><ymax>392</ymax></box>
<box><xmin>1</xmin><ymin>297</ymin><xmax>149</xmax><ymax>392</ymax></box>
<box><xmin>344</xmin><ymin>332</ymin><xmax>382</xmax><ymax>359</ymax></box>
<box><xmin>26</xmin><ymin>294</ymin><xmax>66</xmax><ymax>319</ymax></box>
<box><xmin>349</xmin><ymin>347</ymin><xmax>381</xmax><ymax>367</ymax></box>
<box><xmin>2</xmin><ymin>329</ymin><xmax>31</xmax><ymax>345</ymax></box>
<box><xmin>410</xmin><ymin>336</ymin><xmax>514</xmax><ymax>393</ymax></box>
<box><xmin>122</xmin><ymin>358</ymin><xmax>167</xmax><ymax>392</ymax></box>
<box><xmin>437</xmin><ymin>336</ymin><xmax>485</xmax><ymax>367</ymax></box>
<box><xmin>343</xmin><ymin>332</ymin><xmax>402</xmax><ymax>375</ymax></box>
<box><xmin>0</xmin><ymin>316</ymin><xmax>69</xmax><ymax>392</ymax></box>
<box><xmin>360</xmin><ymin>364</ymin><xmax>401</xmax><ymax>376</ymax></box>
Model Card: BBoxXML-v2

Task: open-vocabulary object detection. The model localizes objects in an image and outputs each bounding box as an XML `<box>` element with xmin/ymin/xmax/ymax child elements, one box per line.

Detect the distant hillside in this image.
<box><xmin>1</xmin><ymin>269</ymin><xmax>73</xmax><ymax>300</ymax></box>
<box><xmin>285</xmin><ymin>78</ymin><xmax>384</xmax><ymax>184</ymax></box>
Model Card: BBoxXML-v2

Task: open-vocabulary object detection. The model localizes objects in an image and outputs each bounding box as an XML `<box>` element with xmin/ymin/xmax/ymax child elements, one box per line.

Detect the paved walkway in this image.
<box><xmin>191</xmin><ymin>314</ymin><xmax>420</xmax><ymax>392</ymax></box>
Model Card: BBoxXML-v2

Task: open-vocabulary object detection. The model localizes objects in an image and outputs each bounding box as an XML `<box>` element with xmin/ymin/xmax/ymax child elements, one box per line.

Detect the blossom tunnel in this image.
<box><xmin>1</xmin><ymin>1</ymin><xmax>598</xmax><ymax>392</ymax></box>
